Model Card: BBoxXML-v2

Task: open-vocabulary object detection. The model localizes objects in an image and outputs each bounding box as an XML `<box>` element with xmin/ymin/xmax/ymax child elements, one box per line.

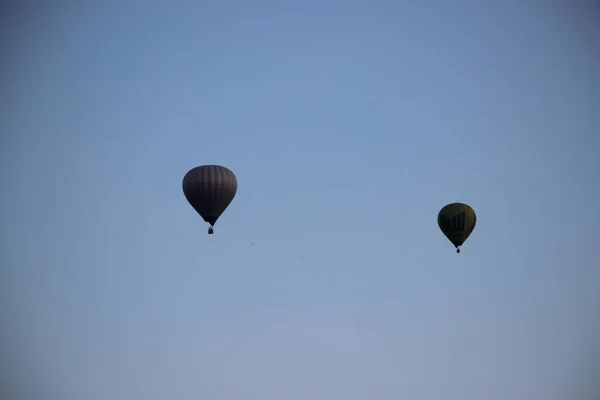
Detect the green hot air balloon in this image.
<box><xmin>437</xmin><ymin>202</ymin><xmax>476</xmax><ymax>253</ymax></box>
<box><xmin>183</xmin><ymin>165</ymin><xmax>238</xmax><ymax>235</ymax></box>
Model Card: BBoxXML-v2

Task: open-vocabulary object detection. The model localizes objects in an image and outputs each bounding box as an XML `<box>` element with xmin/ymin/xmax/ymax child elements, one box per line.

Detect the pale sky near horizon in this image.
<box><xmin>1</xmin><ymin>2</ymin><xmax>599</xmax><ymax>399</ymax></box>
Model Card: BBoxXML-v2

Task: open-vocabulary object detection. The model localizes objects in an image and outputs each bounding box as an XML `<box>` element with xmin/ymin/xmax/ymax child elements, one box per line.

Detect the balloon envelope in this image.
<box><xmin>437</xmin><ymin>202</ymin><xmax>476</xmax><ymax>250</ymax></box>
<box><xmin>182</xmin><ymin>165</ymin><xmax>237</xmax><ymax>226</ymax></box>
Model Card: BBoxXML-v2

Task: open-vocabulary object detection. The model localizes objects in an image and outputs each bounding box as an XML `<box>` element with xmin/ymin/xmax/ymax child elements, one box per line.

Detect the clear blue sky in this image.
<box><xmin>1</xmin><ymin>2</ymin><xmax>598</xmax><ymax>399</ymax></box>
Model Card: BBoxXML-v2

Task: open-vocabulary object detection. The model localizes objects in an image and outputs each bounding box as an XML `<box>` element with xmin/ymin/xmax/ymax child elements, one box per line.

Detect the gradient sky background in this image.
<box><xmin>1</xmin><ymin>2</ymin><xmax>599</xmax><ymax>399</ymax></box>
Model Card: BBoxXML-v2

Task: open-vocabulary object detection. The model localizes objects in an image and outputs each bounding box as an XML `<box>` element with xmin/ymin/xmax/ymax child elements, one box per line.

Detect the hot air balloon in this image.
<box><xmin>437</xmin><ymin>202</ymin><xmax>476</xmax><ymax>253</ymax></box>
<box><xmin>182</xmin><ymin>165</ymin><xmax>237</xmax><ymax>234</ymax></box>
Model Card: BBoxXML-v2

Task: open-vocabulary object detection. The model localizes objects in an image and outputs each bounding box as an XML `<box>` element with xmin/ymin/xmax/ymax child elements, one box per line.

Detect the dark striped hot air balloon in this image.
<box><xmin>437</xmin><ymin>202</ymin><xmax>476</xmax><ymax>253</ymax></box>
<box><xmin>182</xmin><ymin>165</ymin><xmax>238</xmax><ymax>234</ymax></box>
